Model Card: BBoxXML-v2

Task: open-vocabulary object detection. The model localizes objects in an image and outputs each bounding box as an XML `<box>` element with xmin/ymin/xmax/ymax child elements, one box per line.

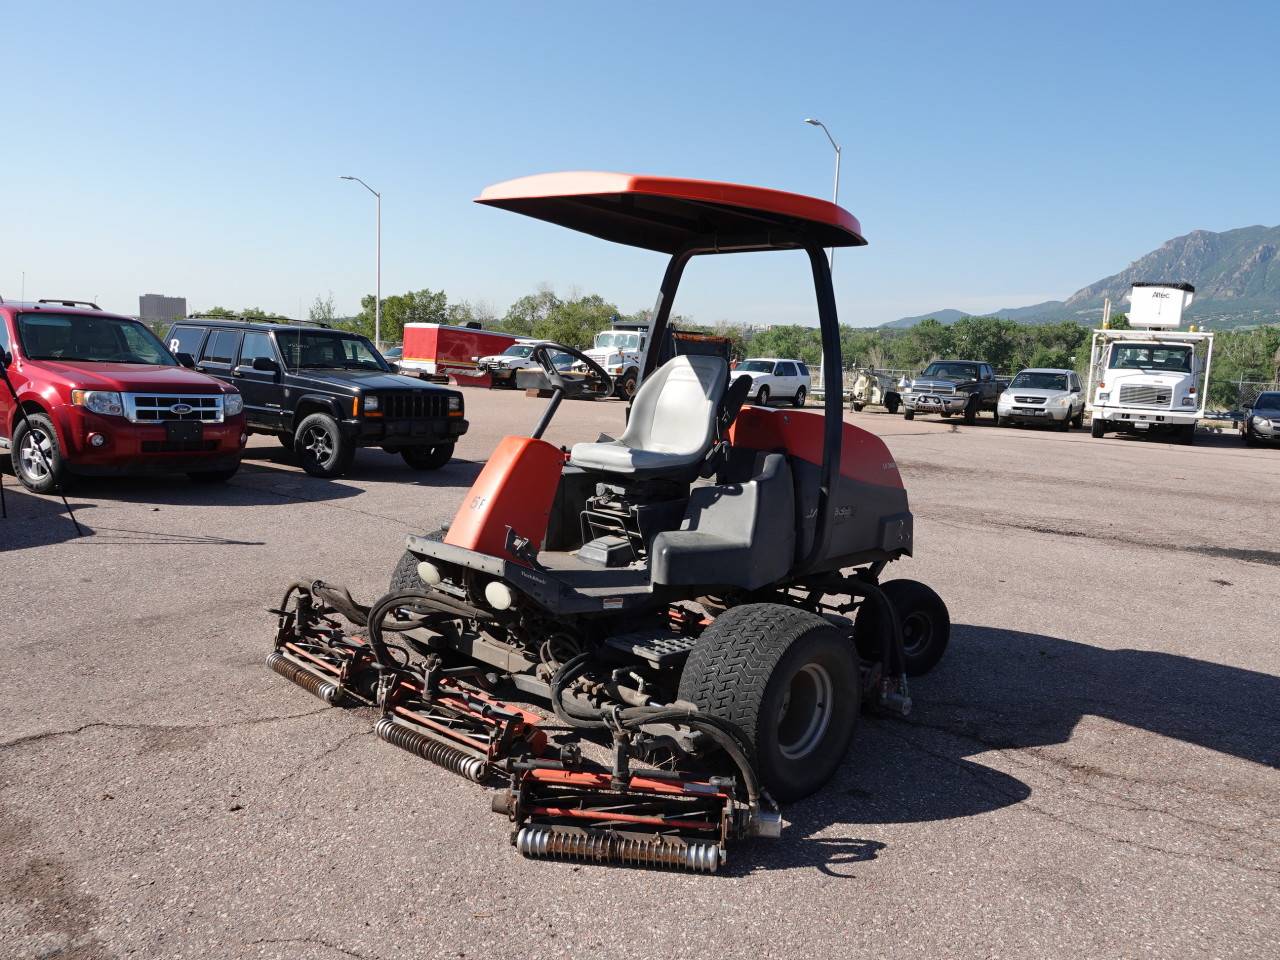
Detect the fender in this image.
<box><xmin>444</xmin><ymin>436</ymin><xmax>564</xmax><ymax>564</ymax></box>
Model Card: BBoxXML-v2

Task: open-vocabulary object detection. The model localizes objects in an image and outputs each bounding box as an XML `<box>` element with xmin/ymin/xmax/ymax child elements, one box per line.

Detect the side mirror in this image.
<box><xmin>251</xmin><ymin>356</ymin><xmax>280</xmax><ymax>373</ymax></box>
<box><xmin>175</xmin><ymin>352</ymin><xmax>196</xmax><ymax>369</ymax></box>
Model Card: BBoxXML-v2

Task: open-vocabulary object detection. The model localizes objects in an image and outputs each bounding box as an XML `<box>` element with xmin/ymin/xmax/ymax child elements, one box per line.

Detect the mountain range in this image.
<box><xmin>886</xmin><ymin>224</ymin><xmax>1280</xmax><ymax>329</ymax></box>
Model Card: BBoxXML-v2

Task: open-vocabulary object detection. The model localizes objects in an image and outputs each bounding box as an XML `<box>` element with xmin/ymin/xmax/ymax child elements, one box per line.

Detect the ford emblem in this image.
<box><xmin>170</xmin><ymin>403</ymin><xmax>194</xmax><ymax>415</ymax></box>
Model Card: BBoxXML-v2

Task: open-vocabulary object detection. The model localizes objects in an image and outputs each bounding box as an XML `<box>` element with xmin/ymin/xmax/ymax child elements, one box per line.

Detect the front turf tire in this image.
<box><xmin>678</xmin><ymin>603</ymin><xmax>860</xmax><ymax>803</ymax></box>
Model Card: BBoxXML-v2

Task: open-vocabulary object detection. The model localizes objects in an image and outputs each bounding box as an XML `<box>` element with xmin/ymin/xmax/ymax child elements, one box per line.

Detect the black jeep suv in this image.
<box><xmin>165</xmin><ymin>318</ymin><xmax>467</xmax><ymax>477</ymax></box>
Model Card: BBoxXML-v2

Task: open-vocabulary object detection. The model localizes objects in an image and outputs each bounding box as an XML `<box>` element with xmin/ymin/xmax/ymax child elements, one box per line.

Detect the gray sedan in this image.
<box><xmin>997</xmin><ymin>368</ymin><xmax>1085</xmax><ymax>430</ymax></box>
<box><xmin>1242</xmin><ymin>391</ymin><xmax>1280</xmax><ymax>446</ymax></box>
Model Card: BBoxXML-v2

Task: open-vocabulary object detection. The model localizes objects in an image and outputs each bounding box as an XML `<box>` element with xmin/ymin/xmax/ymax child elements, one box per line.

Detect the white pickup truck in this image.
<box><xmin>579</xmin><ymin>326</ymin><xmax>647</xmax><ymax>399</ymax></box>
<box><xmin>1087</xmin><ymin>283</ymin><xmax>1212</xmax><ymax>445</ymax></box>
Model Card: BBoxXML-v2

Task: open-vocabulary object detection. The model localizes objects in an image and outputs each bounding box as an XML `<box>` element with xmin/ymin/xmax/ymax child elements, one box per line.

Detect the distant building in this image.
<box><xmin>139</xmin><ymin>293</ymin><xmax>187</xmax><ymax>323</ymax></box>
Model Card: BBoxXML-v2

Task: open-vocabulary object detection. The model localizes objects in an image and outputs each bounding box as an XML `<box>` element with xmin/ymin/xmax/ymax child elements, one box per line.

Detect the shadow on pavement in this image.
<box><xmin>753</xmin><ymin>623</ymin><xmax>1280</xmax><ymax>873</ymax></box>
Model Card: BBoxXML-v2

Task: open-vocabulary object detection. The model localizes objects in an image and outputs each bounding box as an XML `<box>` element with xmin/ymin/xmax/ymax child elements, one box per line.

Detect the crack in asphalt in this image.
<box><xmin>274</xmin><ymin>727</ymin><xmax>375</xmax><ymax>787</ymax></box>
<box><xmin>0</xmin><ymin>705</ymin><xmax>332</xmax><ymax>753</ymax></box>
<box><xmin>249</xmin><ymin>936</ymin><xmax>386</xmax><ymax>960</ymax></box>
<box><xmin>875</xmin><ymin>721</ymin><xmax>1280</xmax><ymax>879</ymax></box>
<box><xmin>919</xmin><ymin>510</ymin><xmax>1280</xmax><ymax>567</ymax></box>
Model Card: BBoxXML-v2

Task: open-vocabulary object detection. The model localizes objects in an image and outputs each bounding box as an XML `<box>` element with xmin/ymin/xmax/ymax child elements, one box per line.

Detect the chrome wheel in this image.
<box><xmin>777</xmin><ymin>662</ymin><xmax>833</xmax><ymax>761</ymax></box>
<box><xmin>18</xmin><ymin>428</ymin><xmax>54</xmax><ymax>482</ymax></box>
<box><xmin>301</xmin><ymin>426</ymin><xmax>334</xmax><ymax>464</ymax></box>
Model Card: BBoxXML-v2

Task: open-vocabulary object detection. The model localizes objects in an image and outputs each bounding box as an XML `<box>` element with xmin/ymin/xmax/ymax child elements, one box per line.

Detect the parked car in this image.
<box><xmin>0</xmin><ymin>299</ymin><xmax>246</xmax><ymax>492</ymax></box>
<box><xmin>165</xmin><ymin>317</ymin><xmax>467</xmax><ymax>477</ymax></box>
<box><xmin>478</xmin><ymin>341</ymin><xmax>570</xmax><ymax>388</ymax></box>
<box><xmin>997</xmin><ymin>368</ymin><xmax>1085</xmax><ymax>430</ymax></box>
<box><xmin>382</xmin><ymin>345</ymin><xmax>405</xmax><ymax>372</ymax></box>
<box><xmin>733</xmin><ymin>358</ymin><xmax>812</xmax><ymax>407</ymax></box>
<box><xmin>1241</xmin><ymin>391</ymin><xmax>1280</xmax><ymax>446</ymax></box>
<box><xmin>898</xmin><ymin>360</ymin><xmax>1005</xmax><ymax>423</ymax></box>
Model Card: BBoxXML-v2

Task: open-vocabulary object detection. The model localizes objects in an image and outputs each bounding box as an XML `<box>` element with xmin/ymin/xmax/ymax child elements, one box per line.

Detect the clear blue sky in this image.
<box><xmin>4</xmin><ymin>0</ymin><xmax>1277</xmax><ymax>327</ymax></box>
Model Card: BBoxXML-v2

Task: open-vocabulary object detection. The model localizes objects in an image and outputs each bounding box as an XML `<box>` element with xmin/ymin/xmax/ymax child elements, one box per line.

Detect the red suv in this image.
<box><xmin>0</xmin><ymin>299</ymin><xmax>247</xmax><ymax>493</ymax></box>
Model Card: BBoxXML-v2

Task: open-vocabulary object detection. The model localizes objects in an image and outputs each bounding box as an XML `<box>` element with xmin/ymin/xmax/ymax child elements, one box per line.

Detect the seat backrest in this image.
<box><xmin>620</xmin><ymin>355</ymin><xmax>728</xmax><ymax>456</ymax></box>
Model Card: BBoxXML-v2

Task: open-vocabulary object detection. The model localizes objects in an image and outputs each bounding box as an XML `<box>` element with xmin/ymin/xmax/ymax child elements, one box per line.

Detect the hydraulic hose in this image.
<box><xmin>548</xmin><ymin>654</ymin><xmax>761</xmax><ymax>804</ymax></box>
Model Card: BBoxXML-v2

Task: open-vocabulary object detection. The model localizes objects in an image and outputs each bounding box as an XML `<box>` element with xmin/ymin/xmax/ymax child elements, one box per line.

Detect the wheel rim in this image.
<box><xmin>777</xmin><ymin>662</ymin><xmax>833</xmax><ymax>761</ymax></box>
<box><xmin>759</xmin><ymin>388</ymin><xmax>769</xmax><ymax>403</ymax></box>
<box><xmin>796</xmin><ymin>389</ymin><xmax>806</xmax><ymax>405</ymax></box>
<box><xmin>19</xmin><ymin>428</ymin><xmax>53</xmax><ymax>481</ymax></box>
<box><xmin>302</xmin><ymin>426</ymin><xmax>334</xmax><ymax>464</ymax></box>
<box><xmin>900</xmin><ymin>611</ymin><xmax>933</xmax><ymax>658</ymax></box>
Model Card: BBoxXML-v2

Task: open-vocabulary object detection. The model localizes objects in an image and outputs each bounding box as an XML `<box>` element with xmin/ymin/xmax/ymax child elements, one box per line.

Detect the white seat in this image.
<box><xmin>569</xmin><ymin>355</ymin><xmax>729</xmax><ymax>481</ymax></box>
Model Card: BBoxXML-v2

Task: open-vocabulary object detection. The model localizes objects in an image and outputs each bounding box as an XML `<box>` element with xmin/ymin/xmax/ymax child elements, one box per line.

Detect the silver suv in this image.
<box><xmin>997</xmin><ymin>368</ymin><xmax>1084</xmax><ymax>430</ymax></box>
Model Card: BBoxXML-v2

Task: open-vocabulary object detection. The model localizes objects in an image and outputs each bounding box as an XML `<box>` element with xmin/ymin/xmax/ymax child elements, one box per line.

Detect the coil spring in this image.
<box><xmin>266</xmin><ymin>651</ymin><xmax>343</xmax><ymax>705</ymax></box>
<box><xmin>515</xmin><ymin>826</ymin><xmax>722</xmax><ymax>873</ymax></box>
<box><xmin>374</xmin><ymin>716</ymin><xmax>487</xmax><ymax>782</ymax></box>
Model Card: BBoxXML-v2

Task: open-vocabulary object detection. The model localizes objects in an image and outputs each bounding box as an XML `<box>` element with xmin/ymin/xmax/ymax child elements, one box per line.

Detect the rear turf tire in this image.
<box><xmin>390</xmin><ymin>550</ymin><xmax>428</xmax><ymax>593</ymax></box>
<box><xmin>678</xmin><ymin>603</ymin><xmax>859</xmax><ymax>802</ymax></box>
<box><xmin>854</xmin><ymin>579</ymin><xmax>951</xmax><ymax>677</ymax></box>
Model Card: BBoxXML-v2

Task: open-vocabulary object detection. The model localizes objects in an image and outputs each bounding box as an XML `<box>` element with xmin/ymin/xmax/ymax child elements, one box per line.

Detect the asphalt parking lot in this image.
<box><xmin>2</xmin><ymin>388</ymin><xmax>1277</xmax><ymax>960</ymax></box>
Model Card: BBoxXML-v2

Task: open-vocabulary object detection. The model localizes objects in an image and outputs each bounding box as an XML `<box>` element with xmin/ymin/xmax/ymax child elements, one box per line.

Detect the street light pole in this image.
<box><xmin>341</xmin><ymin>175</ymin><xmax>382</xmax><ymax>347</ymax></box>
<box><xmin>803</xmin><ymin>118</ymin><xmax>842</xmax><ymax>274</ymax></box>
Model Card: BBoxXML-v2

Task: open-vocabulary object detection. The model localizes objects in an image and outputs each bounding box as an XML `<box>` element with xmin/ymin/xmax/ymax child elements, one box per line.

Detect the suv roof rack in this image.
<box><xmin>38</xmin><ymin>299</ymin><xmax>102</xmax><ymax>310</ymax></box>
<box><xmin>184</xmin><ymin>314</ymin><xmax>332</xmax><ymax>329</ymax></box>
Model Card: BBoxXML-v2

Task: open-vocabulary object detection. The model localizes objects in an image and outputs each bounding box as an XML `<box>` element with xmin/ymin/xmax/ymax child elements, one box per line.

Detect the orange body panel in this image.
<box><xmin>729</xmin><ymin>406</ymin><xmax>904</xmax><ymax>490</ymax></box>
<box><xmin>444</xmin><ymin>436</ymin><xmax>563</xmax><ymax>562</ymax></box>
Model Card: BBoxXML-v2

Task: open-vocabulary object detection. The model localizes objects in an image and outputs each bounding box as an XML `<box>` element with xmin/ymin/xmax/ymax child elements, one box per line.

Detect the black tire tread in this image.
<box><xmin>678</xmin><ymin>603</ymin><xmax>837</xmax><ymax>760</ymax></box>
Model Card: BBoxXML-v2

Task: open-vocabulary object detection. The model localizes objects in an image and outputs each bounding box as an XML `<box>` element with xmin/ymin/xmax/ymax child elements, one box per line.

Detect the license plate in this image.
<box><xmin>1015</xmin><ymin>408</ymin><xmax>1043</xmax><ymax>416</ymax></box>
<box><xmin>1135</xmin><ymin>421</ymin><xmax>1150</xmax><ymax>430</ymax></box>
<box><xmin>166</xmin><ymin>420</ymin><xmax>203</xmax><ymax>443</ymax></box>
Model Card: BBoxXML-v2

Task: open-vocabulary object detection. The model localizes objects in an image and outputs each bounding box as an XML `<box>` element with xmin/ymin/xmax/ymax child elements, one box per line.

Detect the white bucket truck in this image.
<box><xmin>1086</xmin><ymin>283</ymin><xmax>1212</xmax><ymax>445</ymax></box>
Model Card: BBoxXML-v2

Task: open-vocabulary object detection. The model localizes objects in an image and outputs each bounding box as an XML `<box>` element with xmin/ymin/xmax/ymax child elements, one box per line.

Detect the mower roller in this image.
<box><xmin>262</xmin><ymin>172</ymin><xmax>951</xmax><ymax>872</ymax></box>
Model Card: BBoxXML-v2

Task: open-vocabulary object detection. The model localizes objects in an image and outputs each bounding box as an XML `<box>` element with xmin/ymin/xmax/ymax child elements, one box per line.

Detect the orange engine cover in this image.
<box><xmin>444</xmin><ymin>436</ymin><xmax>564</xmax><ymax>563</ymax></box>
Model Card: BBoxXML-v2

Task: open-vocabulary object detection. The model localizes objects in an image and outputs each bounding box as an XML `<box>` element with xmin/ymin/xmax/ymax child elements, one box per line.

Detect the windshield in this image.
<box><xmin>594</xmin><ymin>332</ymin><xmax>642</xmax><ymax>351</ymax></box>
<box><xmin>502</xmin><ymin>345</ymin><xmax>535</xmax><ymax>358</ymax></box>
<box><xmin>737</xmin><ymin>360</ymin><xmax>775</xmax><ymax>373</ymax></box>
<box><xmin>275</xmin><ymin>331</ymin><xmax>390</xmax><ymax>371</ymax></box>
<box><xmin>1010</xmin><ymin>372</ymin><xmax>1068</xmax><ymax>390</ymax></box>
<box><xmin>1108</xmin><ymin>344</ymin><xmax>1192</xmax><ymax>373</ymax></box>
<box><xmin>921</xmin><ymin>362</ymin><xmax>979</xmax><ymax>380</ymax></box>
<box><xmin>16</xmin><ymin>312</ymin><xmax>176</xmax><ymax>365</ymax></box>
<box><xmin>1254</xmin><ymin>392</ymin><xmax>1280</xmax><ymax>409</ymax></box>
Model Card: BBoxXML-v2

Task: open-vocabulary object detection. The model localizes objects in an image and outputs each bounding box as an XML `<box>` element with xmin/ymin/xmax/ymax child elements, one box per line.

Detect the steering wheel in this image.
<box><xmin>529</xmin><ymin>343</ymin><xmax>613</xmax><ymax>398</ymax></box>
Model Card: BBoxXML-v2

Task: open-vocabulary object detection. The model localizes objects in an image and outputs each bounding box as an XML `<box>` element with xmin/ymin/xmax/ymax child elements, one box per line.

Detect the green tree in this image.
<box><xmin>950</xmin><ymin>315</ymin><xmax>1019</xmax><ymax>372</ymax></box>
<box><xmin>354</xmin><ymin>288</ymin><xmax>450</xmax><ymax>342</ymax></box>
<box><xmin>499</xmin><ymin>288</ymin><xmax>562</xmax><ymax>337</ymax></box>
<box><xmin>536</xmin><ymin>293</ymin><xmax>620</xmax><ymax>349</ymax></box>
<box><xmin>309</xmin><ymin>293</ymin><xmax>337</xmax><ymax>325</ymax></box>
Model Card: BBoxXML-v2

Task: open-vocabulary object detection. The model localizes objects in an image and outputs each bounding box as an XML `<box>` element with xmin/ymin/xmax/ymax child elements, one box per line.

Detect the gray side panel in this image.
<box><xmin>650</xmin><ymin>453</ymin><xmax>794</xmax><ymax>590</ymax></box>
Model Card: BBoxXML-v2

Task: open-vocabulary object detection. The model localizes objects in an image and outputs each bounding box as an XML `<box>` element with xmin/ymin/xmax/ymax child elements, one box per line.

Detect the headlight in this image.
<box><xmin>1051</xmin><ymin>395</ymin><xmax>1072</xmax><ymax>407</ymax></box>
<box><xmin>224</xmin><ymin>393</ymin><xmax>244</xmax><ymax>416</ymax></box>
<box><xmin>1097</xmin><ymin>392</ymin><xmax>1110</xmax><ymax>402</ymax></box>
<box><xmin>70</xmin><ymin>390</ymin><xmax>124</xmax><ymax>416</ymax></box>
<box><xmin>448</xmin><ymin>395</ymin><xmax>463</xmax><ymax>413</ymax></box>
<box><xmin>608</xmin><ymin>365</ymin><xmax>623</xmax><ymax>373</ymax></box>
<box><xmin>1255</xmin><ymin>416</ymin><xmax>1271</xmax><ymax>428</ymax></box>
<box><xmin>363</xmin><ymin>395</ymin><xmax>380</xmax><ymax>412</ymax></box>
